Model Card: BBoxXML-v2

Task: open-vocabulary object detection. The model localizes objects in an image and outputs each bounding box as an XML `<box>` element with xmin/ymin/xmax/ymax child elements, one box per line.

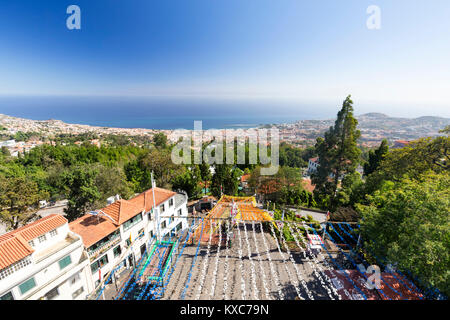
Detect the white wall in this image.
<box><xmin>84</xmin><ymin>193</ymin><xmax>189</xmax><ymax>291</ymax></box>
<box><xmin>0</xmin><ymin>224</ymin><xmax>90</xmax><ymax>300</ymax></box>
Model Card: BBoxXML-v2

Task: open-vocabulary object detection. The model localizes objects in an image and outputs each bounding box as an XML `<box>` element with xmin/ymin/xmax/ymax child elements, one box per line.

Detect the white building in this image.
<box><xmin>307</xmin><ymin>157</ymin><xmax>320</xmax><ymax>174</ymax></box>
<box><xmin>69</xmin><ymin>187</ymin><xmax>188</xmax><ymax>294</ymax></box>
<box><xmin>0</xmin><ymin>139</ymin><xmax>15</xmax><ymax>148</ymax></box>
<box><xmin>308</xmin><ymin>157</ymin><xmax>361</xmax><ymax>180</ymax></box>
<box><xmin>0</xmin><ymin>214</ymin><xmax>91</xmax><ymax>300</ymax></box>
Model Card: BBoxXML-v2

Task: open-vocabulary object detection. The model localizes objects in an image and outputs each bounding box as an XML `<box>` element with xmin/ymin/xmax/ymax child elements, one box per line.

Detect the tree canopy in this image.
<box><xmin>357</xmin><ymin>172</ymin><xmax>450</xmax><ymax>296</ymax></box>
<box><xmin>312</xmin><ymin>95</ymin><xmax>361</xmax><ymax>210</ymax></box>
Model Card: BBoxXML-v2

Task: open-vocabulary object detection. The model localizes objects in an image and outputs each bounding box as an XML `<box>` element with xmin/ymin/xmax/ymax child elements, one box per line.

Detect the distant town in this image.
<box><xmin>1</xmin><ymin>112</ymin><xmax>449</xmax><ymax>156</ymax></box>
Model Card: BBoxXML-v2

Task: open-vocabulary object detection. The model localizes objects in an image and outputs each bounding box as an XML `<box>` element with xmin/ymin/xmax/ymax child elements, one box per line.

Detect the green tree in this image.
<box><xmin>334</xmin><ymin>171</ymin><xmax>364</xmax><ymax>208</ymax></box>
<box><xmin>0</xmin><ymin>177</ymin><xmax>47</xmax><ymax>230</ymax></box>
<box><xmin>357</xmin><ymin>172</ymin><xmax>450</xmax><ymax>296</ymax></box>
<box><xmin>312</xmin><ymin>95</ymin><xmax>361</xmax><ymax>210</ymax></box>
<box><xmin>62</xmin><ymin>166</ymin><xmax>101</xmax><ymax>221</ymax></box>
<box><xmin>364</xmin><ymin>136</ymin><xmax>450</xmax><ymax>195</ymax></box>
<box><xmin>153</xmin><ymin>132</ymin><xmax>168</xmax><ymax>149</ymax></box>
<box><xmin>171</xmin><ymin>165</ymin><xmax>202</xmax><ymax>199</ymax></box>
<box><xmin>249</xmin><ymin>166</ymin><xmax>304</xmax><ymax>204</ymax></box>
<box><xmin>279</xmin><ymin>142</ymin><xmax>307</xmax><ymax>168</ymax></box>
<box><xmin>439</xmin><ymin>125</ymin><xmax>450</xmax><ymax>134</ymax></box>
<box><xmin>94</xmin><ymin>164</ymin><xmax>134</xmax><ymax>205</ymax></box>
<box><xmin>137</xmin><ymin>148</ymin><xmax>183</xmax><ymax>189</ymax></box>
<box><xmin>199</xmin><ymin>161</ymin><xmax>212</xmax><ymax>182</ymax></box>
<box><xmin>210</xmin><ymin>164</ymin><xmax>239</xmax><ymax>198</ymax></box>
<box><xmin>1</xmin><ymin>146</ymin><xmax>10</xmax><ymax>157</ymax></box>
<box><xmin>363</xmin><ymin>139</ymin><xmax>389</xmax><ymax>176</ymax></box>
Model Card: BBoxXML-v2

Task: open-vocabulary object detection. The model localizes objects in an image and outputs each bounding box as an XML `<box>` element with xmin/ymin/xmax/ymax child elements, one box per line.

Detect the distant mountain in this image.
<box><xmin>359</xmin><ymin>112</ymin><xmax>389</xmax><ymax>118</ymax></box>
<box><xmin>290</xmin><ymin>112</ymin><xmax>450</xmax><ymax>145</ymax></box>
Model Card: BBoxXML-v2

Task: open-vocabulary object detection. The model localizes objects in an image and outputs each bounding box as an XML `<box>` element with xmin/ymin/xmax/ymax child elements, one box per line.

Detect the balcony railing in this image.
<box><xmin>88</xmin><ymin>234</ymin><xmax>121</xmax><ymax>260</ymax></box>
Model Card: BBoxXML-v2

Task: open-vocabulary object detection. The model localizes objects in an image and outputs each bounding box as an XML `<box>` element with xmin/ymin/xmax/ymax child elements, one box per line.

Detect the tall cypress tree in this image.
<box><xmin>363</xmin><ymin>139</ymin><xmax>389</xmax><ymax>176</ymax></box>
<box><xmin>312</xmin><ymin>95</ymin><xmax>361</xmax><ymax>209</ymax></box>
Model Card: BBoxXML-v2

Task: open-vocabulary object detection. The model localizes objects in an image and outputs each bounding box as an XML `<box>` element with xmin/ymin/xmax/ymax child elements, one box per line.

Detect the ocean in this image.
<box><xmin>0</xmin><ymin>95</ymin><xmax>334</xmax><ymax>130</ymax></box>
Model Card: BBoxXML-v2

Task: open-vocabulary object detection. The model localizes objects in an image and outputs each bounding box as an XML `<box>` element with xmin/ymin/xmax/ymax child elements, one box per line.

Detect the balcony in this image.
<box><xmin>34</xmin><ymin>233</ymin><xmax>81</xmax><ymax>263</ymax></box>
<box><xmin>88</xmin><ymin>233</ymin><xmax>121</xmax><ymax>260</ymax></box>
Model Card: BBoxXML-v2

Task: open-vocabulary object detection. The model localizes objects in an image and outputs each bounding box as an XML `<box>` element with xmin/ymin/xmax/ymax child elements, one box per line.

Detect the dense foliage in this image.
<box><xmin>312</xmin><ymin>95</ymin><xmax>361</xmax><ymax>210</ymax></box>
<box><xmin>358</xmin><ymin>172</ymin><xmax>450</xmax><ymax>296</ymax></box>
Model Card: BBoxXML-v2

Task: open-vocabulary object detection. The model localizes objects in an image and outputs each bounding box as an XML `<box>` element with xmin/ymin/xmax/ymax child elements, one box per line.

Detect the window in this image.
<box><xmin>38</xmin><ymin>234</ymin><xmax>46</xmax><ymax>243</ymax></box>
<box><xmin>161</xmin><ymin>221</ymin><xmax>166</xmax><ymax>229</ymax></box>
<box><xmin>72</xmin><ymin>287</ymin><xmax>84</xmax><ymax>299</ymax></box>
<box><xmin>50</xmin><ymin>229</ymin><xmax>58</xmax><ymax>237</ymax></box>
<box><xmin>0</xmin><ymin>291</ymin><xmax>14</xmax><ymax>300</ymax></box>
<box><xmin>125</xmin><ymin>239</ymin><xmax>131</xmax><ymax>247</ymax></box>
<box><xmin>88</xmin><ymin>229</ymin><xmax>120</xmax><ymax>252</ymax></box>
<box><xmin>58</xmin><ymin>255</ymin><xmax>72</xmax><ymax>270</ymax></box>
<box><xmin>149</xmin><ymin>230</ymin><xmax>154</xmax><ymax>239</ymax></box>
<box><xmin>113</xmin><ymin>245</ymin><xmax>121</xmax><ymax>258</ymax></box>
<box><xmin>91</xmin><ymin>254</ymin><xmax>109</xmax><ymax>274</ymax></box>
<box><xmin>177</xmin><ymin>208</ymin><xmax>182</xmax><ymax>216</ymax></box>
<box><xmin>45</xmin><ymin>287</ymin><xmax>59</xmax><ymax>300</ymax></box>
<box><xmin>169</xmin><ymin>198</ymin><xmax>174</xmax><ymax>207</ymax></box>
<box><xmin>176</xmin><ymin>222</ymin><xmax>183</xmax><ymax>232</ymax></box>
<box><xmin>138</xmin><ymin>228</ymin><xmax>144</xmax><ymax>238</ymax></box>
<box><xmin>19</xmin><ymin>277</ymin><xmax>36</xmax><ymax>295</ymax></box>
<box><xmin>122</xmin><ymin>213</ymin><xmax>143</xmax><ymax>231</ymax></box>
<box><xmin>69</xmin><ymin>273</ymin><xmax>80</xmax><ymax>286</ymax></box>
<box><xmin>160</xmin><ymin>204</ymin><xmax>165</xmax><ymax>212</ymax></box>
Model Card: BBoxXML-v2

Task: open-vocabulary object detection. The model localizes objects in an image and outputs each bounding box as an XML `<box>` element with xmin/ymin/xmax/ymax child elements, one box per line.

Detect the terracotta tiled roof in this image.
<box><xmin>69</xmin><ymin>187</ymin><xmax>176</xmax><ymax>248</ymax></box>
<box><xmin>309</xmin><ymin>157</ymin><xmax>319</xmax><ymax>163</ymax></box>
<box><xmin>0</xmin><ymin>214</ymin><xmax>67</xmax><ymax>270</ymax></box>
<box><xmin>128</xmin><ymin>187</ymin><xmax>176</xmax><ymax>213</ymax></box>
<box><xmin>0</xmin><ymin>234</ymin><xmax>33</xmax><ymax>270</ymax></box>
<box><xmin>4</xmin><ymin>214</ymin><xmax>68</xmax><ymax>242</ymax></box>
<box><xmin>240</xmin><ymin>174</ymin><xmax>251</xmax><ymax>183</ymax></box>
<box><xmin>69</xmin><ymin>214</ymin><xmax>120</xmax><ymax>249</ymax></box>
<box><xmin>101</xmin><ymin>199</ymin><xmax>143</xmax><ymax>225</ymax></box>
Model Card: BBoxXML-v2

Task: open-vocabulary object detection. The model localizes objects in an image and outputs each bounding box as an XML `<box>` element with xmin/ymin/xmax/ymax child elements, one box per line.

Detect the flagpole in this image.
<box><xmin>151</xmin><ymin>171</ymin><xmax>160</xmax><ymax>243</ymax></box>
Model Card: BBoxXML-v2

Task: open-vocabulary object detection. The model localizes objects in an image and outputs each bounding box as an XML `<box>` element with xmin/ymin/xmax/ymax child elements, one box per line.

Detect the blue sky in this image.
<box><xmin>0</xmin><ymin>0</ymin><xmax>449</xmax><ymax>117</ymax></box>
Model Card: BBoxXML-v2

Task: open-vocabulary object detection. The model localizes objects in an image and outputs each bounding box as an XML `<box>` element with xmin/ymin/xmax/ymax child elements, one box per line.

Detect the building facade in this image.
<box><xmin>0</xmin><ymin>215</ymin><xmax>91</xmax><ymax>300</ymax></box>
<box><xmin>307</xmin><ymin>157</ymin><xmax>320</xmax><ymax>174</ymax></box>
<box><xmin>69</xmin><ymin>187</ymin><xmax>189</xmax><ymax>294</ymax></box>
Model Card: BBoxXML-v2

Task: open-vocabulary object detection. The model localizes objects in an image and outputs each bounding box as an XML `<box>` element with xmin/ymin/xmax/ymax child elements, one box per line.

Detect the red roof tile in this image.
<box><xmin>69</xmin><ymin>214</ymin><xmax>120</xmax><ymax>248</ymax></box>
<box><xmin>128</xmin><ymin>187</ymin><xmax>176</xmax><ymax>213</ymax></box>
<box><xmin>69</xmin><ymin>187</ymin><xmax>176</xmax><ymax>248</ymax></box>
<box><xmin>0</xmin><ymin>214</ymin><xmax>67</xmax><ymax>270</ymax></box>
<box><xmin>101</xmin><ymin>199</ymin><xmax>143</xmax><ymax>225</ymax></box>
<box><xmin>3</xmin><ymin>214</ymin><xmax>68</xmax><ymax>242</ymax></box>
<box><xmin>0</xmin><ymin>234</ymin><xmax>33</xmax><ymax>270</ymax></box>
